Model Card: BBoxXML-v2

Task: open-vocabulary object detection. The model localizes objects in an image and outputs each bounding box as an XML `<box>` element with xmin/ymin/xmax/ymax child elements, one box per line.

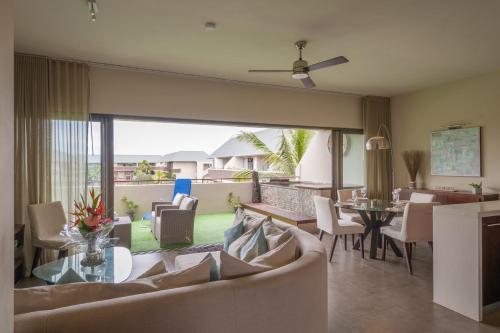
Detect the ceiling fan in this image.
<box><xmin>248</xmin><ymin>41</ymin><xmax>348</xmax><ymax>89</ymax></box>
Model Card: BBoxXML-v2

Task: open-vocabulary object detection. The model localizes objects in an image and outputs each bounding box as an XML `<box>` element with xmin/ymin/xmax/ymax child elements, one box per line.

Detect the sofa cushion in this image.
<box><xmin>172</xmin><ymin>193</ymin><xmax>186</xmax><ymax>206</ymax></box>
<box><xmin>175</xmin><ymin>251</ymin><xmax>221</xmax><ymax>271</ymax></box>
<box><xmin>220</xmin><ymin>236</ymin><xmax>298</xmax><ymax>279</ymax></box>
<box><xmin>234</xmin><ymin>208</ymin><xmax>270</xmax><ymax>232</ymax></box>
<box><xmin>136</xmin><ymin>260</ymin><xmax>167</xmax><ymax>279</ymax></box>
<box><xmin>203</xmin><ymin>253</ymin><xmax>220</xmax><ymax>281</ymax></box>
<box><xmin>239</xmin><ymin>225</ymin><xmax>269</xmax><ymax>262</ymax></box>
<box><xmin>227</xmin><ymin>227</ymin><xmax>257</xmax><ymax>258</ymax></box>
<box><xmin>15</xmin><ymin>258</ymin><xmax>211</xmax><ymax>315</ymax></box>
<box><xmin>179</xmin><ymin>197</ymin><xmax>195</xmax><ymax>210</ymax></box>
<box><xmin>250</xmin><ymin>236</ymin><xmax>298</xmax><ymax>267</ymax></box>
<box><xmin>263</xmin><ymin>220</ymin><xmax>292</xmax><ymax>250</ymax></box>
<box><xmin>223</xmin><ymin>220</ymin><xmax>244</xmax><ymax>251</ymax></box>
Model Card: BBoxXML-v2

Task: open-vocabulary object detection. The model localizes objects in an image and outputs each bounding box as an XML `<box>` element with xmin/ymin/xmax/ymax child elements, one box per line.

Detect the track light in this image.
<box><xmin>88</xmin><ymin>0</ymin><xmax>98</xmax><ymax>22</ymax></box>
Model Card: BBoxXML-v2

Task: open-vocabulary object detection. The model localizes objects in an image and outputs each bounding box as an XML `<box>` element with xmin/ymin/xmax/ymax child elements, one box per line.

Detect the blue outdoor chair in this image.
<box><xmin>142</xmin><ymin>178</ymin><xmax>192</xmax><ymax>224</ymax></box>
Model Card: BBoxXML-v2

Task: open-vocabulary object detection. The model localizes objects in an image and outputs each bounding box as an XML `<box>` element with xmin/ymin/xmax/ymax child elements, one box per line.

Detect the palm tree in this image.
<box><xmin>236</xmin><ymin>129</ymin><xmax>314</xmax><ymax>177</ymax></box>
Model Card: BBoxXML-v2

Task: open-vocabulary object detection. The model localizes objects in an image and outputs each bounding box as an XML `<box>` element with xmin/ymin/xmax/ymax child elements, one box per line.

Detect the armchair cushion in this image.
<box><xmin>172</xmin><ymin>193</ymin><xmax>186</xmax><ymax>206</ymax></box>
<box><xmin>179</xmin><ymin>197</ymin><xmax>195</xmax><ymax>210</ymax></box>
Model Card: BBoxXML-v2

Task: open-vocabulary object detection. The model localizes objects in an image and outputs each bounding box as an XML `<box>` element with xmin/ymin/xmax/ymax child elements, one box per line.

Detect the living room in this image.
<box><xmin>2</xmin><ymin>1</ymin><xmax>500</xmax><ymax>332</ymax></box>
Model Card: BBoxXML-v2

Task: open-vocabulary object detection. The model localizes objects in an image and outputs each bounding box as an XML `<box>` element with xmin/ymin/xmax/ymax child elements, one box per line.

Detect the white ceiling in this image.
<box><xmin>14</xmin><ymin>0</ymin><xmax>500</xmax><ymax>96</ymax></box>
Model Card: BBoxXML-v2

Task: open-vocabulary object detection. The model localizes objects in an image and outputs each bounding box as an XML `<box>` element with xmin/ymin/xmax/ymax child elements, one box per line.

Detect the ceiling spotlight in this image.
<box><xmin>88</xmin><ymin>0</ymin><xmax>98</xmax><ymax>22</ymax></box>
<box><xmin>205</xmin><ymin>22</ymin><xmax>216</xmax><ymax>31</ymax></box>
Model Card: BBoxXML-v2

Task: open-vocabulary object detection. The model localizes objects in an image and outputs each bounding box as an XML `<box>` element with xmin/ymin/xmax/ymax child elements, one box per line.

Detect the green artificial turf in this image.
<box><xmin>130</xmin><ymin>213</ymin><xmax>235</xmax><ymax>253</ymax></box>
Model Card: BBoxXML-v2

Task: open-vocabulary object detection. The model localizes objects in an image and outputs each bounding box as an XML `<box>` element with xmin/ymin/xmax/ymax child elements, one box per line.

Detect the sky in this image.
<box><xmin>88</xmin><ymin>120</ymin><xmax>266</xmax><ymax>156</ymax></box>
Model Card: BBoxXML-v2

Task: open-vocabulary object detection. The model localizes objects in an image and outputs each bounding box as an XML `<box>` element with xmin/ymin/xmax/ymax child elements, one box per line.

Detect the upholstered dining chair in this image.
<box><xmin>27</xmin><ymin>201</ymin><xmax>69</xmax><ymax>270</ymax></box>
<box><xmin>336</xmin><ymin>189</ymin><xmax>364</xmax><ymax>224</ymax></box>
<box><xmin>313</xmin><ymin>196</ymin><xmax>365</xmax><ymax>262</ymax></box>
<box><xmin>381</xmin><ymin>202</ymin><xmax>440</xmax><ymax>274</ymax></box>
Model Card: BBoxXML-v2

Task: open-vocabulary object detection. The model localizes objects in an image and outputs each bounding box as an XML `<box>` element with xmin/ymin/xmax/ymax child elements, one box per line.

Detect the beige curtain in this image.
<box><xmin>14</xmin><ymin>55</ymin><xmax>52</xmax><ymax>276</ymax></box>
<box><xmin>362</xmin><ymin>96</ymin><xmax>393</xmax><ymax>201</ymax></box>
<box><xmin>14</xmin><ymin>54</ymin><xmax>89</xmax><ymax>276</ymax></box>
<box><xmin>49</xmin><ymin>59</ymin><xmax>89</xmax><ymax>214</ymax></box>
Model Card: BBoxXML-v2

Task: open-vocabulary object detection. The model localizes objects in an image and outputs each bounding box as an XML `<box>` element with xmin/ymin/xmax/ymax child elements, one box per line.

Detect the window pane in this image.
<box><xmin>342</xmin><ymin>133</ymin><xmax>365</xmax><ymax>188</ymax></box>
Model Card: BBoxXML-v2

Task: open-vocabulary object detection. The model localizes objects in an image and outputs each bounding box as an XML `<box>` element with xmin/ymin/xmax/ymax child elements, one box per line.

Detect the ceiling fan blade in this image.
<box><xmin>248</xmin><ymin>70</ymin><xmax>293</xmax><ymax>73</ymax></box>
<box><xmin>301</xmin><ymin>76</ymin><xmax>316</xmax><ymax>89</ymax></box>
<box><xmin>307</xmin><ymin>56</ymin><xmax>349</xmax><ymax>72</ymax></box>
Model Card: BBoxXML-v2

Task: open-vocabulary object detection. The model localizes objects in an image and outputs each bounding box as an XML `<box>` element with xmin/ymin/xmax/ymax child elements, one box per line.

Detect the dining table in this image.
<box><xmin>335</xmin><ymin>199</ymin><xmax>405</xmax><ymax>259</ymax></box>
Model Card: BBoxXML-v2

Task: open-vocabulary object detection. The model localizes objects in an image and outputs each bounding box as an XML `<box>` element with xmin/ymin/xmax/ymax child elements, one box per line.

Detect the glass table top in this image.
<box><xmin>336</xmin><ymin>199</ymin><xmax>405</xmax><ymax>213</ymax></box>
<box><xmin>33</xmin><ymin>247</ymin><xmax>132</xmax><ymax>284</ymax></box>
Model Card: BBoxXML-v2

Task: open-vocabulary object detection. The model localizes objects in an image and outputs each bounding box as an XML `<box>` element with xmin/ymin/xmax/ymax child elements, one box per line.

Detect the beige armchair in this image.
<box><xmin>154</xmin><ymin>196</ymin><xmax>198</xmax><ymax>247</ymax></box>
<box><xmin>313</xmin><ymin>196</ymin><xmax>365</xmax><ymax>262</ymax></box>
<box><xmin>27</xmin><ymin>201</ymin><xmax>69</xmax><ymax>270</ymax></box>
<box><xmin>381</xmin><ymin>202</ymin><xmax>440</xmax><ymax>274</ymax></box>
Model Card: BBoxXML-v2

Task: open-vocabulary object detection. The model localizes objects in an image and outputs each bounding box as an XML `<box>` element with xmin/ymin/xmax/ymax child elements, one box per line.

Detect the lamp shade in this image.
<box><xmin>365</xmin><ymin>136</ymin><xmax>391</xmax><ymax>150</ymax></box>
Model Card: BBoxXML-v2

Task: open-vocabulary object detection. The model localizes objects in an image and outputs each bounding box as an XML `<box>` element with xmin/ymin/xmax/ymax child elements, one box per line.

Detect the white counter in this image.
<box><xmin>433</xmin><ymin>201</ymin><xmax>500</xmax><ymax>321</ymax></box>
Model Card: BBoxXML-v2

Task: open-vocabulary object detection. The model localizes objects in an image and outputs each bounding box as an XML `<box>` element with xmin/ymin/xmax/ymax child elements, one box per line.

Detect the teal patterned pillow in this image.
<box><xmin>223</xmin><ymin>221</ymin><xmax>244</xmax><ymax>251</ymax></box>
<box><xmin>239</xmin><ymin>226</ymin><xmax>269</xmax><ymax>262</ymax></box>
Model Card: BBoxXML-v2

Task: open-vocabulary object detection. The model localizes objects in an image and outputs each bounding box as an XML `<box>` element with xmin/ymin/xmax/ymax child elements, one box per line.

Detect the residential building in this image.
<box><xmin>157</xmin><ymin>150</ymin><xmax>211</xmax><ymax>179</ymax></box>
<box><xmin>88</xmin><ymin>154</ymin><xmax>162</xmax><ymax>182</ymax></box>
<box><xmin>210</xmin><ymin>128</ymin><xmax>280</xmax><ymax>172</ymax></box>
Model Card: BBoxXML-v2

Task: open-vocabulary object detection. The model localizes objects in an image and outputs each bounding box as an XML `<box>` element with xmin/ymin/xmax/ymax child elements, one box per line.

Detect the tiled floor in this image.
<box><xmin>321</xmin><ymin>234</ymin><xmax>500</xmax><ymax>333</ymax></box>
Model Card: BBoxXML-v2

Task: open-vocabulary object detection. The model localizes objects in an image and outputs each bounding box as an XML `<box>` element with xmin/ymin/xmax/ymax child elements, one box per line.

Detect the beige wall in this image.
<box><xmin>114</xmin><ymin>182</ymin><xmax>252</xmax><ymax>218</ymax></box>
<box><xmin>392</xmin><ymin>71</ymin><xmax>500</xmax><ymax>192</ymax></box>
<box><xmin>172</xmin><ymin>161</ymin><xmax>197</xmax><ymax>179</ymax></box>
<box><xmin>0</xmin><ymin>0</ymin><xmax>14</xmax><ymax>331</ymax></box>
<box><xmin>90</xmin><ymin>66</ymin><xmax>362</xmax><ymax>129</ymax></box>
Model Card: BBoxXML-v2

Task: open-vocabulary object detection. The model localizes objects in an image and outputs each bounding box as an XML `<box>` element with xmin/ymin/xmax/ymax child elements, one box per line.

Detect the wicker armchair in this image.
<box><xmin>153</xmin><ymin>196</ymin><xmax>198</xmax><ymax>247</ymax></box>
<box><xmin>150</xmin><ymin>201</ymin><xmax>180</xmax><ymax>235</ymax></box>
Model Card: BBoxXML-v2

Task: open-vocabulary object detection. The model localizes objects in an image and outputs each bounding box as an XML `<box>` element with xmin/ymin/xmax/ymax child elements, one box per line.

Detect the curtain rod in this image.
<box><xmin>15</xmin><ymin>52</ymin><xmax>363</xmax><ymax>98</ymax></box>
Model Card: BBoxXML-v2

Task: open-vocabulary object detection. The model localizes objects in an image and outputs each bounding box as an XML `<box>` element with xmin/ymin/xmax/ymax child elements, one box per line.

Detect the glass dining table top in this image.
<box><xmin>336</xmin><ymin>199</ymin><xmax>406</xmax><ymax>213</ymax></box>
<box><xmin>32</xmin><ymin>246</ymin><xmax>132</xmax><ymax>284</ymax></box>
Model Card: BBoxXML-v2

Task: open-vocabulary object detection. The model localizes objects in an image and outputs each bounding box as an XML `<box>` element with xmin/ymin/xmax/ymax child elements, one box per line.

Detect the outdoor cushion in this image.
<box><xmin>223</xmin><ymin>220</ymin><xmax>244</xmax><ymax>251</ymax></box>
<box><xmin>234</xmin><ymin>208</ymin><xmax>270</xmax><ymax>232</ymax></box>
<box><xmin>14</xmin><ymin>257</ymin><xmax>211</xmax><ymax>315</ymax></box>
<box><xmin>239</xmin><ymin>225</ymin><xmax>269</xmax><ymax>262</ymax></box>
<box><xmin>172</xmin><ymin>193</ymin><xmax>185</xmax><ymax>206</ymax></box>
<box><xmin>262</xmin><ymin>220</ymin><xmax>292</xmax><ymax>250</ymax></box>
<box><xmin>179</xmin><ymin>197</ymin><xmax>195</xmax><ymax>210</ymax></box>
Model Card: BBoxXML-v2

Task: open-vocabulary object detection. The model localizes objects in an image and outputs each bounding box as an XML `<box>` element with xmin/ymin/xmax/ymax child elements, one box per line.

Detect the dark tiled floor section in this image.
<box><xmin>321</xmin><ymin>234</ymin><xmax>500</xmax><ymax>333</ymax></box>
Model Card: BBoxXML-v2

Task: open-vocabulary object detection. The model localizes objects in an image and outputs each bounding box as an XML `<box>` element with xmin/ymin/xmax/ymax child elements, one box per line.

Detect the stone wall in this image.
<box><xmin>260</xmin><ymin>184</ymin><xmax>330</xmax><ymax>217</ymax></box>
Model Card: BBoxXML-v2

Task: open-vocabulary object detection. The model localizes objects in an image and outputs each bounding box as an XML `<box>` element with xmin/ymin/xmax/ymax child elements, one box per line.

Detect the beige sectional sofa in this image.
<box><xmin>15</xmin><ymin>225</ymin><xmax>327</xmax><ymax>333</ymax></box>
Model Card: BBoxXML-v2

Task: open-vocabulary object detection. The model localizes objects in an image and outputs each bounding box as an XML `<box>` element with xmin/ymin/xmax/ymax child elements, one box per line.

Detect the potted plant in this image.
<box><xmin>121</xmin><ymin>196</ymin><xmax>139</xmax><ymax>220</ymax></box>
<box><xmin>227</xmin><ymin>192</ymin><xmax>242</xmax><ymax>212</ymax></box>
<box><xmin>469</xmin><ymin>182</ymin><xmax>482</xmax><ymax>195</ymax></box>
<box><xmin>402</xmin><ymin>150</ymin><xmax>423</xmax><ymax>189</ymax></box>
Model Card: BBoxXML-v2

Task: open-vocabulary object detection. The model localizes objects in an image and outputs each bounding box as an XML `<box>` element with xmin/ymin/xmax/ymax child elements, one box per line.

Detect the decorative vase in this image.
<box><xmin>472</xmin><ymin>187</ymin><xmax>482</xmax><ymax>195</ymax></box>
<box><xmin>80</xmin><ymin>232</ymin><xmax>105</xmax><ymax>267</ymax></box>
<box><xmin>408</xmin><ymin>181</ymin><xmax>416</xmax><ymax>189</ymax></box>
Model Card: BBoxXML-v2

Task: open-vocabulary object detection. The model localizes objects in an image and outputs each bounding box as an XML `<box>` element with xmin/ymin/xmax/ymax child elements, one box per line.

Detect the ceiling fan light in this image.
<box><xmin>292</xmin><ymin>72</ymin><xmax>309</xmax><ymax>79</ymax></box>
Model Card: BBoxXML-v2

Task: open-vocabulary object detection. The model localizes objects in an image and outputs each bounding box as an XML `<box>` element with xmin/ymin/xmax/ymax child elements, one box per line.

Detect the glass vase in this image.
<box><xmin>81</xmin><ymin>232</ymin><xmax>105</xmax><ymax>267</ymax></box>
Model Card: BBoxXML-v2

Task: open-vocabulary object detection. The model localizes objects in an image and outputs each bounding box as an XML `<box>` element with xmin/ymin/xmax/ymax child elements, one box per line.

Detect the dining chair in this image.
<box><xmin>313</xmin><ymin>196</ymin><xmax>365</xmax><ymax>262</ymax></box>
<box><xmin>380</xmin><ymin>202</ymin><xmax>440</xmax><ymax>274</ymax></box>
<box><xmin>27</xmin><ymin>201</ymin><xmax>69</xmax><ymax>270</ymax></box>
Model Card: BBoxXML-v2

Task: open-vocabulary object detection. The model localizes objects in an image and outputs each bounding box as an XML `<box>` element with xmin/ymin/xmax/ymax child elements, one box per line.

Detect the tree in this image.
<box><xmin>133</xmin><ymin>160</ymin><xmax>154</xmax><ymax>181</ymax></box>
<box><xmin>236</xmin><ymin>129</ymin><xmax>313</xmax><ymax>177</ymax></box>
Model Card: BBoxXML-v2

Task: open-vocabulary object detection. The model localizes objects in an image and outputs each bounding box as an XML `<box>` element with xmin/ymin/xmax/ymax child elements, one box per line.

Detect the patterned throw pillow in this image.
<box><xmin>223</xmin><ymin>221</ymin><xmax>244</xmax><ymax>251</ymax></box>
<box><xmin>239</xmin><ymin>225</ymin><xmax>269</xmax><ymax>262</ymax></box>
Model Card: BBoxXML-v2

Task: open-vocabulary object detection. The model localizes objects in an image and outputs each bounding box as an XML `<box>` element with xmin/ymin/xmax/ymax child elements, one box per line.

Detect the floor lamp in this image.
<box><xmin>365</xmin><ymin>124</ymin><xmax>394</xmax><ymax>197</ymax></box>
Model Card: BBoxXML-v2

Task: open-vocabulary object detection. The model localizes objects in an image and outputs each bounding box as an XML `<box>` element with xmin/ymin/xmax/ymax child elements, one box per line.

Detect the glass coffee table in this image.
<box><xmin>336</xmin><ymin>200</ymin><xmax>405</xmax><ymax>259</ymax></box>
<box><xmin>33</xmin><ymin>246</ymin><xmax>132</xmax><ymax>284</ymax></box>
